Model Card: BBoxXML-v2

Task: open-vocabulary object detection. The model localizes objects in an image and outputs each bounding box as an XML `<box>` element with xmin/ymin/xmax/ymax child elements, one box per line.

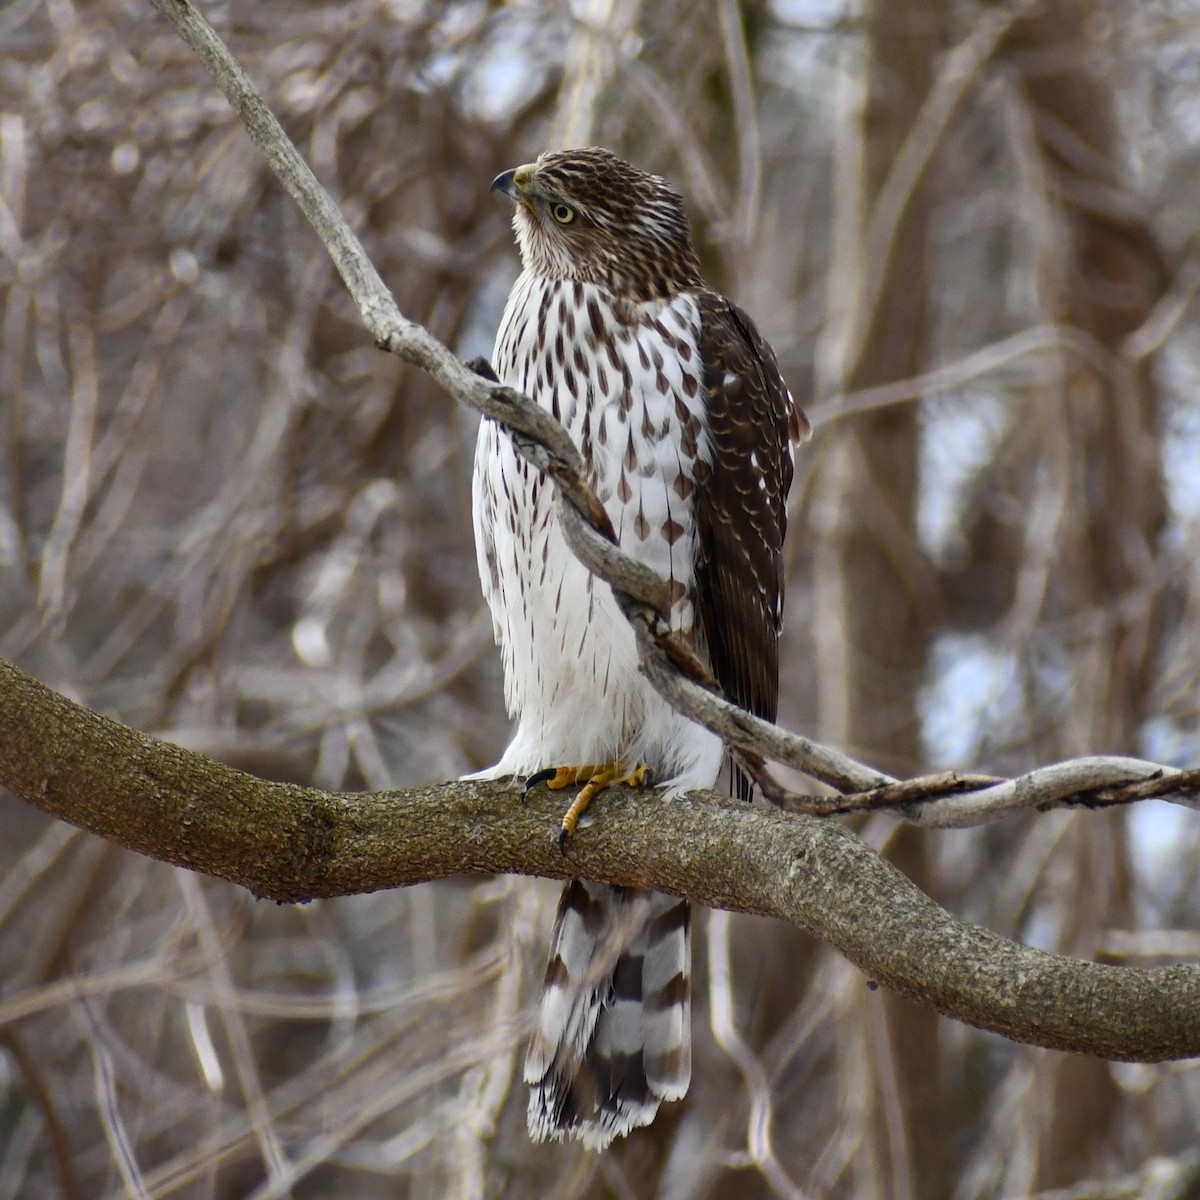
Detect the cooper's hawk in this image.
<box><xmin>469</xmin><ymin>147</ymin><xmax>807</xmax><ymax>1148</ymax></box>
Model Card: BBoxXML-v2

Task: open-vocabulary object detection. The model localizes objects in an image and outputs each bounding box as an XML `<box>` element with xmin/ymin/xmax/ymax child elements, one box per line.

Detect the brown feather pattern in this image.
<box><xmin>694</xmin><ymin>293</ymin><xmax>804</xmax><ymax>797</ymax></box>
<box><xmin>476</xmin><ymin>147</ymin><xmax>806</xmax><ymax>1147</ymax></box>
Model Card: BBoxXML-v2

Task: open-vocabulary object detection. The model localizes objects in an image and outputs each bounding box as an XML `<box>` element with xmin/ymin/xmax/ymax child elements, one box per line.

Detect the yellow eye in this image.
<box><xmin>550</xmin><ymin>202</ymin><xmax>575</xmax><ymax>225</ymax></box>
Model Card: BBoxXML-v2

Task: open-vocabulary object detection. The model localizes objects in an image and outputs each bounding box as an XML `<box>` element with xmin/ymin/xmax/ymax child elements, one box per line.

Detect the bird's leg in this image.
<box><xmin>524</xmin><ymin>761</ymin><xmax>654</xmax><ymax>853</ymax></box>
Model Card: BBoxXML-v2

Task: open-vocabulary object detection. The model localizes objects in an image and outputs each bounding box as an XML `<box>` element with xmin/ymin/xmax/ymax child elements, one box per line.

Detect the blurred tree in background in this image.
<box><xmin>2</xmin><ymin>0</ymin><xmax>1200</xmax><ymax>1196</ymax></box>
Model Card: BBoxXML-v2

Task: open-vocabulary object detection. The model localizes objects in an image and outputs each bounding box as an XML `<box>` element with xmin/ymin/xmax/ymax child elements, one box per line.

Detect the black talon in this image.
<box><xmin>466</xmin><ymin>356</ymin><xmax>499</xmax><ymax>382</ymax></box>
<box><xmin>557</xmin><ymin>827</ymin><xmax>570</xmax><ymax>855</ymax></box>
<box><xmin>524</xmin><ymin>767</ymin><xmax>557</xmax><ymax>794</ymax></box>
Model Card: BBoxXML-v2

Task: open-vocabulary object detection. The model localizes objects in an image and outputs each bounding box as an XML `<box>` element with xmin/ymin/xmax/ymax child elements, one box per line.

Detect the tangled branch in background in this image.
<box><xmin>3</xmin><ymin>0</ymin><xmax>1194</xmax><ymax>1070</ymax></box>
<box><xmin>2</xmin><ymin>3</ymin><xmax>1199</xmax><ymax>1195</ymax></box>
<box><xmin>144</xmin><ymin>0</ymin><xmax>1200</xmax><ymax>831</ymax></box>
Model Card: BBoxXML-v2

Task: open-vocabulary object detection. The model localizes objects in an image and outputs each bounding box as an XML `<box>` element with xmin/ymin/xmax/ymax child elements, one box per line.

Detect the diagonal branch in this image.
<box><xmin>143</xmin><ymin>0</ymin><xmax>1200</xmax><ymax>831</ymax></box>
<box><xmin>4</xmin><ymin>0</ymin><xmax>1197</xmax><ymax>1066</ymax></box>
<box><xmin>2</xmin><ymin>656</ymin><xmax>1200</xmax><ymax>1062</ymax></box>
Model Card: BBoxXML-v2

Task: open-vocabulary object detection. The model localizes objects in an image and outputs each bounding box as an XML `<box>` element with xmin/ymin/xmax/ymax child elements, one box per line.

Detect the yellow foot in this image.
<box><xmin>524</xmin><ymin>761</ymin><xmax>654</xmax><ymax>854</ymax></box>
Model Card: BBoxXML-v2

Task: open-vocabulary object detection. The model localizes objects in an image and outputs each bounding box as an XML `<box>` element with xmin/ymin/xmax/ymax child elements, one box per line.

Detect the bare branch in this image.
<box><xmin>716</xmin><ymin>0</ymin><xmax>762</xmax><ymax>256</ymax></box>
<box><xmin>2</xmin><ymin>0</ymin><xmax>1191</xmax><ymax>1080</ymax></box>
<box><xmin>780</xmin><ymin>764</ymin><xmax>1200</xmax><ymax>822</ymax></box>
<box><xmin>140</xmin><ymin>0</ymin><xmax>1200</xmax><ymax>836</ymax></box>
<box><xmin>806</xmin><ymin>323</ymin><xmax>1117</xmax><ymax>431</ymax></box>
<box><xmin>847</xmin><ymin>6</ymin><xmax>1015</xmax><ymax>373</ymax></box>
<box><xmin>904</xmin><ymin>759</ymin><xmax>1200</xmax><ymax>827</ymax></box>
<box><xmin>3</xmin><ymin>656</ymin><xmax>1200</xmax><ymax>1063</ymax></box>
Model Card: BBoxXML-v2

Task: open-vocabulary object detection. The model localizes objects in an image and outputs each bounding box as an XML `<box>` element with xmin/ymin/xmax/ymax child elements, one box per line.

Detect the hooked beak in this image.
<box><xmin>490</xmin><ymin>168</ymin><xmax>519</xmax><ymax>198</ymax></box>
<box><xmin>490</xmin><ymin>163</ymin><xmax>535</xmax><ymax>201</ymax></box>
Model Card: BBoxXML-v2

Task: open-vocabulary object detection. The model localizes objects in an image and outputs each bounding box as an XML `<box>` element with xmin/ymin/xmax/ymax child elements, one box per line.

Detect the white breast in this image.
<box><xmin>470</xmin><ymin>272</ymin><xmax>722</xmax><ymax>791</ymax></box>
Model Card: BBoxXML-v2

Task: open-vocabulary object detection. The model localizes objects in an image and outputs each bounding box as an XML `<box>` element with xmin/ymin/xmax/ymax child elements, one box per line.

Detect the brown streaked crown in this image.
<box><xmin>495</xmin><ymin>147</ymin><xmax>703</xmax><ymax>302</ymax></box>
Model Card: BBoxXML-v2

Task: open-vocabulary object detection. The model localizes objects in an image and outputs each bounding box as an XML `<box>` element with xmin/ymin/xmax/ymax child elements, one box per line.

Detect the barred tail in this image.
<box><xmin>524</xmin><ymin>882</ymin><xmax>691</xmax><ymax>1149</ymax></box>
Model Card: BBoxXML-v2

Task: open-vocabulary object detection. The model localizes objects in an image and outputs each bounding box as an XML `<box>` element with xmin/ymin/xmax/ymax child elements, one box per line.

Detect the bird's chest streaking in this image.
<box><xmin>472</xmin><ymin>271</ymin><xmax>719</xmax><ymax>787</ymax></box>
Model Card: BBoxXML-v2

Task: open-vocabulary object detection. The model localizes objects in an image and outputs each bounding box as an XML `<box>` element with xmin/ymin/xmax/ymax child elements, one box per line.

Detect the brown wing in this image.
<box><xmin>693</xmin><ymin>291</ymin><xmax>806</xmax><ymax>797</ymax></box>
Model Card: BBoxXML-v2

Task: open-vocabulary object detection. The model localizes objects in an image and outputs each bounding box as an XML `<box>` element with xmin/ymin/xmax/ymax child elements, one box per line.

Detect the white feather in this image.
<box><xmin>469</xmin><ymin>273</ymin><xmax>721</xmax><ymax>791</ymax></box>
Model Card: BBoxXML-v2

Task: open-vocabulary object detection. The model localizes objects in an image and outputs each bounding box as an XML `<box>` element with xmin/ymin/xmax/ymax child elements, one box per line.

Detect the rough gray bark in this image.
<box><xmin>3</xmin><ymin>656</ymin><xmax>1200</xmax><ymax>1063</ymax></box>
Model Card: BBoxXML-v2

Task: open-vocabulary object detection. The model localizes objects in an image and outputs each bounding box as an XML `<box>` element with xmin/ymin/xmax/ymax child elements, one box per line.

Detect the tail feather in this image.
<box><xmin>525</xmin><ymin>882</ymin><xmax>691</xmax><ymax>1149</ymax></box>
<box><xmin>641</xmin><ymin>900</ymin><xmax>691</xmax><ymax>1098</ymax></box>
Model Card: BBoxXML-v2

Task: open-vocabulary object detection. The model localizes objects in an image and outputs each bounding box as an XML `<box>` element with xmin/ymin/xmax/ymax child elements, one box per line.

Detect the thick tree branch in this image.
<box><xmin>134</xmin><ymin>0</ymin><xmax>1200</xmax><ymax>836</ymax></box>
<box><xmin>3</xmin><ymin>657</ymin><xmax>1199</xmax><ymax>1062</ymax></box>
<box><xmin>142</xmin><ymin>0</ymin><xmax>1200</xmax><ymax>831</ymax></box>
<box><xmin>1</xmin><ymin>0</ymin><xmax>1189</xmax><ymax>1068</ymax></box>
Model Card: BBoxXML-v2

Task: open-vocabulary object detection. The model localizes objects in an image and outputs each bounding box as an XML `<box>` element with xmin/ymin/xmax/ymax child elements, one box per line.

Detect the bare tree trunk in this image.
<box><xmin>815</xmin><ymin>1</ymin><xmax>951</xmax><ymax>1195</ymax></box>
<box><xmin>991</xmin><ymin>2</ymin><xmax>1168</xmax><ymax>1186</ymax></box>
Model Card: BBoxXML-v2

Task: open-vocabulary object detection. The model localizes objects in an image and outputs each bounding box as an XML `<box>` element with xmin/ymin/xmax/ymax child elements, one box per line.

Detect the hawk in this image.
<box><xmin>469</xmin><ymin>147</ymin><xmax>807</xmax><ymax>1148</ymax></box>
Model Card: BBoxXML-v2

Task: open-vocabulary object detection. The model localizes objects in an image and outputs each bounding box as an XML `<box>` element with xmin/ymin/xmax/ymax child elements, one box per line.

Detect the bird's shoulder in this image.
<box><xmin>691</xmin><ymin>287</ymin><xmax>810</xmax><ymax>445</ymax></box>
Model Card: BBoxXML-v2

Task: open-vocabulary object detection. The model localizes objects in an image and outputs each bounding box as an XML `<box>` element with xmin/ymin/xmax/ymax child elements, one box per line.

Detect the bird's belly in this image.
<box><xmin>471</xmin><ymin>277</ymin><xmax>720</xmax><ymax>786</ymax></box>
<box><xmin>477</xmin><ymin>423</ymin><xmax>645</xmax><ymax>763</ymax></box>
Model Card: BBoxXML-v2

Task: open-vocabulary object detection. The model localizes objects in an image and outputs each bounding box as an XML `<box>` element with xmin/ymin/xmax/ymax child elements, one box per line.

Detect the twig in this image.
<box><xmin>0</xmin><ymin>0</ymin><xmax>1194</xmax><ymax>1071</ymax></box>
<box><xmin>782</xmin><ymin>772</ymin><xmax>1005</xmax><ymax>816</ymax></box>
<box><xmin>778</xmin><ymin>765</ymin><xmax>1200</xmax><ymax>821</ymax></box>
<box><xmin>141</xmin><ymin>0</ymin><xmax>1200</xmax><ymax>834</ymax></box>
<box><xmin>4</xmin><ymin>656</ymin><xmax>1200</xmax><ymax>1062</ymax></box>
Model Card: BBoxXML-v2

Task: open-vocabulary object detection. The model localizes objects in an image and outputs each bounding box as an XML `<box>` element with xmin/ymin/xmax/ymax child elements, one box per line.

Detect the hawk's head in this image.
<box><xmin>491</xmin><ymin>147</ymin><xmax>702</xmax><ymax>302</ymax></box>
